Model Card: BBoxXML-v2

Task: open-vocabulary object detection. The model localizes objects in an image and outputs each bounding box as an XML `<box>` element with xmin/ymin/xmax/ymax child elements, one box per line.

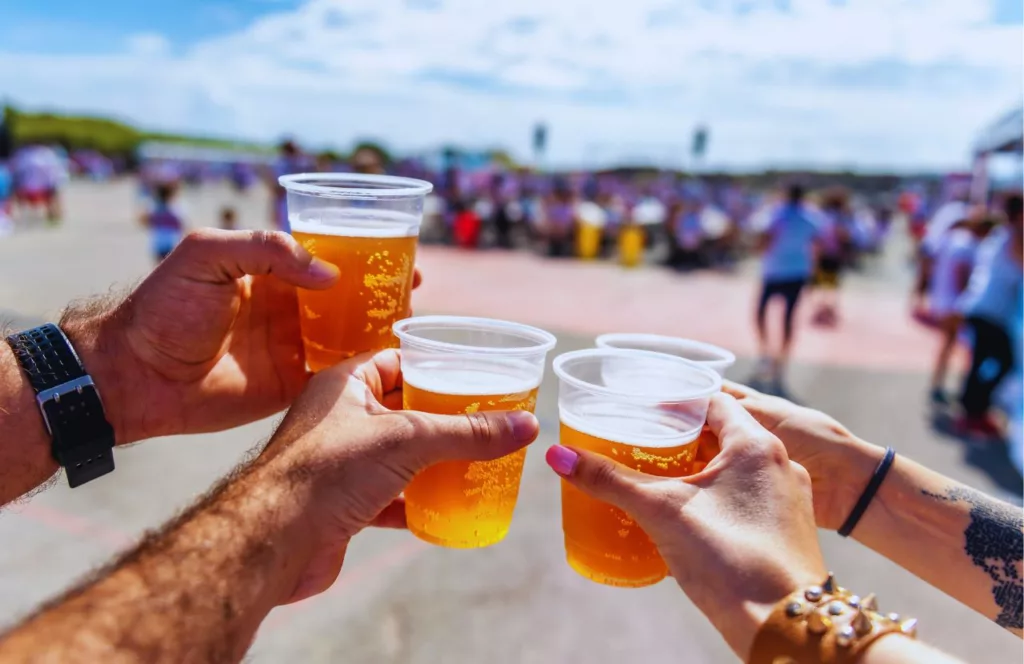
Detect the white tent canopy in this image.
<box><xmin>974</xmin><ymin>108</ymin><xmax>1023</xmax><ymax>156</ymax></box>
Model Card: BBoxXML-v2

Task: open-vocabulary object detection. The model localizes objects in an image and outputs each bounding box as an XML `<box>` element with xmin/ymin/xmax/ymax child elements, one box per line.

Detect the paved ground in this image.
<box><xmin>0</xmin><ymin>179</ymin><xmax>1020</xmax><ymax>663</ymax></box>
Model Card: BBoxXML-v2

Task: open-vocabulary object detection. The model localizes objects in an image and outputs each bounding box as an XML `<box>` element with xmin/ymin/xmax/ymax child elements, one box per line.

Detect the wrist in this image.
<box><xmin>60</xmin><ymin>308</ymin><xmax>144</xmax><ymax>445</ymax></box>
<box><xmin>818</xmin><ymin>437</ymin><xmax>886</xmax><ymax>531</ymax></box>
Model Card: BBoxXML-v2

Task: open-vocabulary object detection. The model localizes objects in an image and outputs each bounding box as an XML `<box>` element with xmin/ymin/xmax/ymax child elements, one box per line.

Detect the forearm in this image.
<box><xmin>861</xmin><ymin>633</ymin><xmax>964</xmax><ymax>664</ymax></box>
<box><xmin>0</xmin><ymin>307</ymin><xmax>137</xmax><ymax>506</ymax></box>
<box><xmin>0</xmin><ymin>340</ymin><xmax>57</xmax><ymax>501</ymax></box>
<box><xmin>844</xmin><ymin>440</ymin><xmax>1023</xmax><ymax>635</ymax></box>
<box><xmin>0</xmin><ymin>454</ymin><xmax>312</xmax><ymax>663</ymax></box>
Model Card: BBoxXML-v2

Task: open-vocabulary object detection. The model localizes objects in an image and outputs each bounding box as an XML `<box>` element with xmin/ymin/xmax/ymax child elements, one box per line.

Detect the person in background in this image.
<box><xmin>542</xmin><ymin>179</ymin><xmax>575</xmax><ymax>258</ymax></box>
<box><xmin>268</xmin><ymin>139</ymin><xmax>305</xmax><ymax>232</ymax></box>
<box><xmin>0</xmin><ymin>159</ymin><xmax>12</xmax><ymax>237</ymax></box>
<box><xmin>489</xmin><ymin>174</ymin><xmax>514</xmax><ymax>249</ymax></box>
<box><xmin>451</xmin><ymin>199</ymin><xmax>482</xmax><ymax>249</ymax></box>
<box><xmin>220</xmin><ymin>206</ymin><xmax>238</xmax><ymax>231</ymax></box>
<box><xmin>955</xmin><ymin>194</ymin><xmax>1024</xmax><ymax>438</ymax></box>
<box><xmin>927</xmin><ymin>210</ymin><xmax>993</xmax><ymax>405</ymax></box>
<box><xmin>667</xmin><ymin>196</ymin><xmax>704</xmax><ymax>271</ymax></box>
<box><xmin>755</xmin><ymin>184</ymin><xmax>823</xmax><ymax>391</ymax></box>
<box><xmin>143</xmin><ymin>182</ymin><xmax>185</xmax><ymax>262</ymax></box>
<box><xmin>810</xmin><ymin>188</ymin><xmax>849</xmax><ymax>327</ymax></box>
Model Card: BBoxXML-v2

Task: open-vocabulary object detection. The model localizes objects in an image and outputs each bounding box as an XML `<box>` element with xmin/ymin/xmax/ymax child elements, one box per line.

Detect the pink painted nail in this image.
<box><xmin>546</xmin><ymin>445</ymin><xmax>579</xmax><ymax>477</ymax></box>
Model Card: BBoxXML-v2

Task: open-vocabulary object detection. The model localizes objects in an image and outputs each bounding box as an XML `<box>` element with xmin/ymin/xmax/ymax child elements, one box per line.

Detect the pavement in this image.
<box><xmin>0</xmin><ymin>179</ymin><xmax>1020</xmax><ymax>663</ymax></box>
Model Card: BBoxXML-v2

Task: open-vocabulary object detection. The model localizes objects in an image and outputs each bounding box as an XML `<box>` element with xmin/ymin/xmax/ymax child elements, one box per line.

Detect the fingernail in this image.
<box><xmin>507</xmin><ymin>411</ymin><xmax>538</xmax><ymax>442</ymax></box>
<box><xmin>546</xmin><ymin>445</ymin><xmax>579</xmax><ymax>477</ymax></box>
<box><xmin>308</xmin><ymin>258</ymin><xmax>338</xmax><ymax>281</ymax></box>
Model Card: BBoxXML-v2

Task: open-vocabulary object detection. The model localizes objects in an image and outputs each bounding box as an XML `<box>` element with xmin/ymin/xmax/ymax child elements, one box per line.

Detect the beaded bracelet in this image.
<box><xmin>748</xmin><ymin>572</ymin><xmax>917</xmax><ymax>664</ymax></box>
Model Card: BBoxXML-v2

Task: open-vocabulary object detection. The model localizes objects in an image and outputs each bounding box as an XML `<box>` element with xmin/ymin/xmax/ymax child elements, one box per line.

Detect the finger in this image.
<box><xmin>546</xmin><ymin>445</ymin><xmax>680</xmax><ymax>516</ymax></box>
<box><xmin>346</xmin><ymin>349</ymin><xmax>403</xmax><ymax>396</ymax></box>
<box><xmin>720</xmin><ymin>380</ymin><xmax>760</xmax><ymax>400</ymax></box>
<box><xmin>397</xmin><ymin>409</ymin><xmax>539</xmax><ymax>467</ymax></box>
<box><xmin>174</xmin><ymin>228</ymin><xmax>340</xmax><ymax>289</ymax></box>
<box><xmin>412</xmin><ymin>266</ymin><xmax>423</xmax><ymax>290</ymax></box>
<box><xmin>369</xmin><ymin>497</ymin><xmax>408</xmax><ymax>529</ymax></box>
<box><xmin>705</xmin><ymin>392</ymin><xmax>775</xmax><ymax>453</ymax></box>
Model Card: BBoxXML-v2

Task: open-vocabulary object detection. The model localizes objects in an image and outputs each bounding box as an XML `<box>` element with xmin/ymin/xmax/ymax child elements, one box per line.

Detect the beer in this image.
<box><xmin>403</xmin><ymin>361</ymin><xmax>539</xmax><ymax>548</ymax></box>
<box><xmin>291</xmin><ymin>221</ymin><xmax>416</xmax><ymax>372</ymax></box>
<box><xmin>559</xmin><ymin>409</ymin><xmax>699</xmax><ymax>587</ymax></box>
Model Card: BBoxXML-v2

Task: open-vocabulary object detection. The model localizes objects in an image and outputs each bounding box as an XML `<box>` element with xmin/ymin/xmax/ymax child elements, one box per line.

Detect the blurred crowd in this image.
<box><xmin>0</xmin><ymin>140</ymin><xmax>1020</xmax><ymax>471</ymax></box>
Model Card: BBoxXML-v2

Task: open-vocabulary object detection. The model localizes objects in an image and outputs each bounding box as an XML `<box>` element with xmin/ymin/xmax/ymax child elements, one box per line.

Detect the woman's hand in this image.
<box><xmin>546</xmin><ymin>393</ymin><xmax>827</xmax><ymax>659</ymax></box>
<box><xmin>721</xmin><ymin>380</ymin><xmax>884</xmax><ymax>531</ymax></box>
<box><xmin>259</xmin><ymin>349</ymin><xmax>540</xmax><ymax>605</ymax></box>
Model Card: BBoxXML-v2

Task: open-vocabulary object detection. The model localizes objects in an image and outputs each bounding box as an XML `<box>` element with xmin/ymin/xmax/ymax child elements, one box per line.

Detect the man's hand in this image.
<box><xmin>258</xmin><ymin>349</ymin><xmax>540</xmax><ymax>604</ymax></box>
<box><xmin>64</xmin><ymin>229</ymin><xmax>341</xmax><ymax>444</ymax></box>
<box><xmin>0</xmin><ymin>348</ymin><xmax>538</xmax><ymax>662</ymax></box>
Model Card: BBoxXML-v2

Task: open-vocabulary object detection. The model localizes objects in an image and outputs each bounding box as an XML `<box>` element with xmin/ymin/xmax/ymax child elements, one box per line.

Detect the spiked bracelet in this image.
<box><xmin>748</xmin><ymin>573</ymin><xmax>917</xmax><ymax>664</ymax></box>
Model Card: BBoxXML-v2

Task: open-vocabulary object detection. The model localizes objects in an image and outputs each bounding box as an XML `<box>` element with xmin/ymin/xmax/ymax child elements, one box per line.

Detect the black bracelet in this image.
<box><xmin>838</xmin><ymin>446</ymin><xmax>896</xmax><ymax>538</ymax></box>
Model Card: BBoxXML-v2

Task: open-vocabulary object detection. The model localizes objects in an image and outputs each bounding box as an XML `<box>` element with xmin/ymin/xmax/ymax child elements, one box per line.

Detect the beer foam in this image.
<box><xmin>404</xmin><ymin>360</ymin><xmax>539</xmax><ymax>396</ymax></box>
<box><xmin>559</xmin><ymin>398</ymin><xmax>701</xmax><ymax>448</ymax></box>
<box><xmin>289</xmin><ymin>208</ymin><xmax>419</xmax><ymax>238</ymax></box>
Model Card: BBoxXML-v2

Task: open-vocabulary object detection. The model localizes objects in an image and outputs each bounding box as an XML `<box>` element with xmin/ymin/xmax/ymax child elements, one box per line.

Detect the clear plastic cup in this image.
<box><xmin>280</xmin><ymin>173</ymin><xmax>433</xmax><ymax>372</ymax></box>
<box><xmin>596</xmin><ymin>333</ymin><xmax>736</xmax><ymax>376</ymax></box>
<box><xmin>553</xmin><ymin>348</ymin><xmax>721</xmax><ymax>587</ymax></box>
<box><xmin>393</xmin><ymin>315</ymin><xmax>556</xmax><ymax>548</ymax></box>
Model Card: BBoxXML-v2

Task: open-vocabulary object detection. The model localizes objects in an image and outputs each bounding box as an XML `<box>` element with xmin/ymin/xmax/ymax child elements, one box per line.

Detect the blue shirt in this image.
<box><xmin>958</xmin><ymin>227</ymin><xmax>1023</xmax><ymax>329</ymax></box>
<box><xmin>761</xmin><ymin>204</ymin><xmax>823</xmax><ymax>281</ymax></box>
<box><xmin>0</xmin><ymin>164</ymin><xmax>11</xmax><ymax>201</ymax></box>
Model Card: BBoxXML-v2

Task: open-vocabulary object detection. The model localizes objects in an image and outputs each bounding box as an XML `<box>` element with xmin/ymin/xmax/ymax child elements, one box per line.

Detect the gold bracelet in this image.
<box><xmin>748</xmin><ymin>572</ymin><xmax>918</xmax><ymax>664</ymax></box>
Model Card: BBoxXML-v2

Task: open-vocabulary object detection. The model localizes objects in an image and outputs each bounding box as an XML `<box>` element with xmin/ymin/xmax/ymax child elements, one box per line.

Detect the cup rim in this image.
<box><xmin>393</xmin><ymin>316</ymin><xmax>557</xmax><ymax>358</ymax></box>
<box><xmin>595</xmin><ymin>333</ymin><xmax>736</xmax><ymax>367</ymax></box>
<box><xmin>278</xmin><ymin>173</ymin><xmax>434</xmax><ymax>199</ymax></box>
<box><xmin>553</xmin><ymin>348</ymin><xmax>723</xmax><ymax>401</ymax></box>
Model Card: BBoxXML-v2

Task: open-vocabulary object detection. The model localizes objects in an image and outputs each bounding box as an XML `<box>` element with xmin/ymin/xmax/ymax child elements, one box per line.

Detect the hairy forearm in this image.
<box><xmin>0</xmin><ymin>339</ymin><xmax>58</xmax><ymax>503</ymax></box>
<box><xmin>848</xmin><ymin>441</ymin><xmax>1023</xmax><ymax>635</ymax></box>
<box><xmin>0</xmin><ymin>454</ymin><xmax>313</xmax><ymax>663</ymax></box>
<box><xmin>0</xmin><ymin>306</ymin><xmax>138</xmax><ymax>506</ymax></box>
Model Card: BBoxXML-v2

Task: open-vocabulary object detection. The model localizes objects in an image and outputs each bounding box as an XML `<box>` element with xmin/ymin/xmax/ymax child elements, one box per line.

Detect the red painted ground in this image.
<box><xmin>414</xmin><ymin>247</ymin><xmax>947</xmax><ymax>374</ymax></box>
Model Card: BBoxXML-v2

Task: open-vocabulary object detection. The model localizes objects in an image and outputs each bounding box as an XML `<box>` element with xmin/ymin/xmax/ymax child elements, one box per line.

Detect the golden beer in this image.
<box><xmin>291</xmin><ymin>224</ymin><xmax>416</xmax><ymax>372</ymax></box>
<box><xmin>559</xmin><ymin>416</ymin><xmax>698</xmax><ymax>587</ymax></box>
<box><xmin>403</xmin><ymin>364</ymin><xmax>539</xmax><ymax>548</ymax></box>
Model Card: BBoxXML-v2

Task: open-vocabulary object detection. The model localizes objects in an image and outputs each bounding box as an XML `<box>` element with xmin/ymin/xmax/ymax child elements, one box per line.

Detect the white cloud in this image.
<box><xmin>124</xmin><ymin>32</ymin><xmax>171</xmax><ymax>57</ymax></box>
<box><xmin>1</xmin><ymin>0</ymin><xmax>1020</xmax><ymax>170</ymax></box>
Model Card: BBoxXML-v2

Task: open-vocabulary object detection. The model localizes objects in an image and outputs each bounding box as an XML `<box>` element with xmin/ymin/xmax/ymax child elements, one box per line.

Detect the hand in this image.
<box><xmin>721</xmin><ymin>381</ymin><xmax>883</xmax><ymax>531</ymax></box>
<box><xmin>62</xmin><ymin>229</ymin><xmax>418</xmax><ymax>444</ymax></box>
<box><xmin>259</xmin><ymin>349</ymin><xmax>540</xmax><ymax>604</ymax></box>
<box><xmin>546</xmin><ymin>393</ymin><xmax>826</xmax><ymax>659</ymax></box>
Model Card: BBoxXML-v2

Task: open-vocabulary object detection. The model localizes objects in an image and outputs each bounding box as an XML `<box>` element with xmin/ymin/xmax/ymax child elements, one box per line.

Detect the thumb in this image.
<box><xmin>172</xmin><ymin>228</ymin><xmax>339</xmax><ymax>289</ymax></box>
<box><xmin>545</xmin><ymin>445</ymin><xmax>669</xmax><ymax>519</ymax></box>
<box><xmin>396</xmin><ymin>409</ymin><xmax>540</xmax><ymax>468</ymax></box>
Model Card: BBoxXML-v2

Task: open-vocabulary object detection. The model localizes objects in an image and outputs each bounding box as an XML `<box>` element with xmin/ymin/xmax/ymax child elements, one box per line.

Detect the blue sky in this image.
<box><xmin>0</xmin><ymin>0</ymin><xmax>1020</xmax><ymax>170</ymax></box>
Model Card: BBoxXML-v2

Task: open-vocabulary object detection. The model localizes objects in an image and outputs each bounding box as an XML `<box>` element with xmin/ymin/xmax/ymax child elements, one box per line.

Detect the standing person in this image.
<box><xmin>0</xmin><ymin>159</ymin><xmax>12</xmax><ymax>237</ymax></box>
<box><xmin>490</xmin><ymin>174</ymin><xmax>514</xmax><ymax>249</ymax></box>
<box><xmin>810</xmin><ymin>189</ymin><xmax>848</xmax><ymax>327</ymax></box>
<box><xmin>927</xmin><ymin>213</ymin><xmax>992</xmax><ymax>404</ymax></box>
<box><xmin>755</xmin><ymin>184</ymin><xmax>823</xmax><ymax>390</ymax></box>
<box><xmin>955</xmin><ymin>194</ymin><xmax>1024</xmax><ymax>438</ymax></box>
<box><xmin>143</xmin><ymin>182</ymin><xmax>185</xmax><ymax>262</ymax></box>
<box><xmin>268</xmin><ymin>140</ymin><xmax>305</xmax><ymax>232</ymax></box>
<box><xmin>543</xmin><ymin>179</ymin><xmax>575</xmax><ymax>258</ymax></box>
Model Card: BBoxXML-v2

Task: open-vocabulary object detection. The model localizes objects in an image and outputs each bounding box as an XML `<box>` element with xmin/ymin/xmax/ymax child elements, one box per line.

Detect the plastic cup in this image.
<box><xmin>280</xmin><ymin>173</ymin><xmax>433</xmax><ymax>372</ymax></box>
<box><xmin>393</xmin><ymin>315</ymin><xmax>556</xmax><ymax>548</ymax></box>
<box><xmin>553</xmin><ymin>348</ymin><xmax>721</xmax><ymax>587</ymax></box>
<box><xmin>596</xmin><ymin>333</ymin><xmax>736</xmax><ymax>376</ymax></box>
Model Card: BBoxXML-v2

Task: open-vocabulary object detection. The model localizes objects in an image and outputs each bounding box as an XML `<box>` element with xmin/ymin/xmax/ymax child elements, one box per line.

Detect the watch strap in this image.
<box><xmin>6</xmin><ymin>324</ymin><xmax>115</xmax><ymax>487</ymax></box>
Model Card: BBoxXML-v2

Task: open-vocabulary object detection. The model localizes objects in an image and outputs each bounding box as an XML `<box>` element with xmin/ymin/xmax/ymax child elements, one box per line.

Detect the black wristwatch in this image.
<box><xmin>5</xmin><ymin>324</ymin><xmax>116</xmax><ymax>487</ymax></box>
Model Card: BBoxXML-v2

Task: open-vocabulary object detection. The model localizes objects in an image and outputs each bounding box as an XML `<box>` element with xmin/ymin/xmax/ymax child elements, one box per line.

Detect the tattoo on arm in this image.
<box><xmin>923</xmin><ymin>487</ymin><xmax>1023</xmax><ymax>632</ymax></box>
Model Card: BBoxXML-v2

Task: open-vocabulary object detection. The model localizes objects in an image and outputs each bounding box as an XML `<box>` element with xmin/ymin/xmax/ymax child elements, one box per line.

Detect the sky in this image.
<box><xmin>0</xmin><ymin>0</ymin><xmax>1021</xmax><ymax>171</ymax></box>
